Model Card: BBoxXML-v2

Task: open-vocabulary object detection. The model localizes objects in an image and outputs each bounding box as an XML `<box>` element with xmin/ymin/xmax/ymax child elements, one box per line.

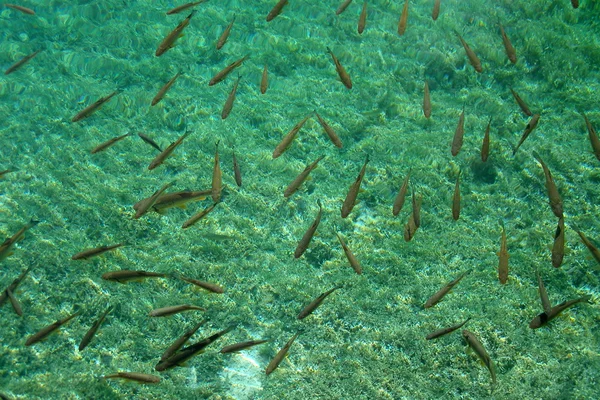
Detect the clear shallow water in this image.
<box><xmin>1</xmin><ymin>0</ymin><xmax>599</xmax><ymax>399</ymax></box>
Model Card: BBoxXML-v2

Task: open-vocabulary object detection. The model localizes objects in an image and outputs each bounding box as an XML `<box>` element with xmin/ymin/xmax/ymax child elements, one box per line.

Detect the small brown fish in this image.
<box><xmin>4</xmin><ymin>3</ymin><xmax>34</xmax><ymax>14</ymax></box>
<box><xmin>220</xmin><ymin>339</ymin><xmax>269</xmax><ymax>354</ymax></box>
<box><xmin>571</xmin><ymin>0</ymin><xmax>579</xmax><ymax>9</ymax></box>
<box><xmin>149</xmin><ymin>304</ymin><xmax>206</xmax><ymax>317</ymax></box>
<box><xmin>510</xmin><ymin>88</ymin><xmax>532</xmax><ymax>117</ymax></box>
<box><xmin>481</xmin><ymin>117</ymin><xmax>491</xmax><ymax>162</ymax></box>
<box><xmin>212</xmin><ymin>141</ymin><xmax>222</xmax><ymax>202</ymax></box>
<box><xmin>314</xmin><ymin>112</ymin><xmax>342</xmax><ymax>148</ymax></box>
<box><xmin>336</xmin><ymin>0</ymin><xmax>352</xmax><ymax>15</ymax></box>
<box><xmin>217</xmin><ymin>15</ymin><xmax>236</xmax><ymax>50</ymax></box>
<box><xmin>284</xmin><ymin>155</ymin><xmax>325</xmax><ymax>198</ymax></box>
<box><xmin>398</xmin><ymin>0</ymin><xmax>409</xmax><ymax>35</ymax></box>
<box><xmin>499</xmin><ymin>23</ymin><xmax>516</xmax><ymax>64</ymax></box>
<box><xmin>536</xmin><ymin>270</ymin><xmax>552</xmax><ymax>315</ymax></box>
<box><xmin>221</xmin><ymin>75</ymin><xmax>241</xmax><ymax>119</ymax></box>
<box><xmin>160</xmin><ymin>319</ymin><xmax>207</xmax><ymax>362</ymax></box>
<box><xmin>148</xmin><ymin>131</ymin><xmax>190</xmax><ymax>170</ymax></box>
<box><xmin>404</xmin><ymin>190</ymin><xmax>422</xmax><ymax>242</ymax></box>
<box><xmin>26</xmin><ymin>311</ymin><xmax>80</xmax><ymax>346</ymax></box>
<box><xmin>156</xmin><ymin>11</ymin><xmax>196</xmax><ymax>56</ymax></box>
<box><xmin>265</xmin><ymin>331</ymin><xmax>300</xmax><ymax>375</ymax></box>
<box><xmin>451</xmin><ymin>171</ymin><xmax>461</xmax><ymax>221</ymax></box>
<box><xmin>357</xmin><ymin>1</ymin><xmax>367</xmax><ymax>34</ymax></box>
<box><xmin>0</xmin><ymin>268</ymin><xmax>30</xmax><ymax>307</ymax></box>
<box><xmin>138</xmin><ymin>133</ymin><xmax>162</xmax><ymax>152</ymax></box>
<box><xmin>72</xmin><ymin>90</ymin><xmax>120</xmax><ymax>122</ymax></box>
<box><xmin>6</xmin><ymin>288</ymin><xmax>22</xmax><ymax>316</ymax></box>
<box><xmin>4</xmin><ymin>49</ymin><xmax>40</xmax><ymax>75</ymax></box>
<box><xmin>79</xmin><ymin>306</ymin><xmax>112</xmax><ymax>351</ymax></box>
<box><xmin>412</xmin><ymin>189</ymin><xmax>422</xmax><ymax>228</ymax></box>
<box><xmin>266</xmin><ymin>0</ymin><xmax>288</xmax><ymax>22</ymax></box>
<box><xmin>532</xmin><ymin>151</ymin><xmax>563</xmax><ymax>218</ymax></box>
<box><xmin>423</xmin><ymin>80</ymin><xmax>431</xmax><ymax>119</ymax></box>
<box><xmin>451</xmin><ymin>107</ymin><xmax>465</xmax><ymax>156</ymax></box>
<box><xmin>134</xmin><ymin>182</ymin><xmax>174</xmax><ymax>219</ymax></box>
<box><xmin>181</xmin><ymin>202</ymin><xmax>218</xmax><ymax>229</ymax></box>
<box><xmin>393</xmin><ymin>170</ymin><xmax>410</xmax><ymax>216</ymax></box>
<box><xmin>0</xmin><ymin>219</ymin><xmax>39</xmax><ymax>261</ymax></box>
<box><xmin>232</xmin><ymin>150</ymin><xmax>242</xmax><ymax>186</ymax></box>
<box><xmin>151</xmin><ymin>72</ymin><xmax>181</xmax><ymax>106</ymax></box>
<box><xmin>260</xmin><ymin>64</ymin><xmax>269</xmax><ymax>94</ymax></box>
<box><xmin>551</xmin><ymin>216</ymin><xmax>565</xmax><ymax>268</ymax></box>
<box><xmin>575</xmin><ymin>229</ymin><xmax>600</xmax><ymax>266</ymax></box>
<box><xmin>102</xmin><ymin>270</ymin><xmax>166</xmax><ymax>283</ymax></box>
<box><xmin>134</xmin><ymin>189</ymin><xmax>211</xmax><ymax>214</ymax></box>
<box><xmin>72</xmin><ymin>243</ymin><xmax>123</xmax><ymax>260</ymax></box>
<box><xmin>104</xmin><ymin>372</ymin><xmax>160</xmax><ymax>384</ymax></box>
<box><xmin>166</xmin><ymin>1</ymin><xmax>207</xmax><ymax>15</ymax></box>
<box><xmin>455</xmin><ymin>32</ymin><xmax>482</xmax><ymax>73</ymax></box>
<box><xmin>327</xmin><ymin>47</ymin><xmax>352</xmax><ymax>89</ymax></box>
<box><xmin>297</xmin><ymin>285</ymin><xmax>342</xmax><ymax>320</ymax></box>
<box><xmin>294</xmin><ymin>200</ymin><xmax>323</xmax><ymax>258</ymax></box>
<box><xmin>426</xmin><ymin>317</ymin><xmax>470</xmax><ymax>340</ymax></box>
<box><xmin>497</xmin><ymin>221</ymin><xmax>509</xmax><ymax>284</ymax></box>
<box><xmin>178</xmin><ymin>275</ymin><xmax>224</xmax><ymax>294</ymax></box>
<box><xmin>273</xmin><ymin>113</ymin><xmax>312</xmax><ymax>158</ymax></box>
<box><xmin>341</xmin><ymin>155</ymin><xmax>369</xmax><ymax>218</ymax></box>
<box><xmin>513</xmin><ymin>113</ymin><xmax>540</xmax><ymax>155</ymax></box>
<box><xmin>432</xmin><ymin>0</ymin><xmax>440</xmax><ymax>21</ymax></box>
<box><xmin>424</xmin><ymin>270</ymin><xmax>469</xmax><ymax>308</ymax></box>
<box><xmin>582</xmin><ymin>113</ymin><xmax>600</xmax><ymax>161</ymax></box>
<box><xmin>209</xmin><ymin>55</ymin><xmax>249</xmax><ymax>86</ymax></box>
<box><xmin>0</xmin><ymin>168</ymin><xmax>15</xmax><ymax>178</ymax></box>
<box><xmin>530</xmin><ymin>296</ymin><xmax>591</xmax><ymax>329</ymax></box>
<box><xmin>91</xmin><ymin>133</ymin><xmax>131</xmax><ymax>154</ymax></box>
<box><xmin>462</xmin><ymin>329</ymin><xmax>496</xmax><ymax>384</ymax></box>
<box><xmin>336</xmin><ymin>233</ymin><xmax>362</xmax><ymax>274</ymax></box>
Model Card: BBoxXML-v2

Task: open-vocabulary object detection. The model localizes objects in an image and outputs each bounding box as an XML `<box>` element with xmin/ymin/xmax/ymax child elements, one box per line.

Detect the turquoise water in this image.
<box><xmin>1</xmin><ymin>0</ymin><xmax>599</xmax><ymax>399</ymax></box>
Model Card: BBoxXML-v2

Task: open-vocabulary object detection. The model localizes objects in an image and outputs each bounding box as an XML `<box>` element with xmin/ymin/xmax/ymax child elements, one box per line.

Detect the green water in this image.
<box><xmin>1</xmin><ymin>0</ymin><xmax>599</xmax><ymax>399</ymax></box>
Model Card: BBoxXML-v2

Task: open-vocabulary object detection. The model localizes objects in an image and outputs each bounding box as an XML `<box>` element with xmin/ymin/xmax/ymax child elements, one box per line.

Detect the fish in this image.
<box><xmin>529</xmin><ymin>296</ymin><xmax>591</xmax><ymax>329</ymax></box>
<box><xmin>426</xmin><ymin>317</ymin><xmax>470</xmax><ymax>340</ymax></box>
<box><xmin>265</xmin><ymin>331</ymin><xmax>300</xmax><ymax>375</ymax></box>
<box><xmin>156</xmin><ymin>11</ymin><xmax>196</xmax><ymax>56</ymax></box>
<box><xmin>155</xmin><ymin>325</ymin><xmax>235</xmax><ymax>371</ymax></box>
<box><xmin>451</xmin><ymin>107</ymin><xmax>465</xmax><ymax>156</ymax></box>
<box><xmin>177</xmin><ymin>275</ymin><xmax>224</xmax><ymax>294</ymax></box>
<box><xmin>138</xmin><ymin>133</ymin><xmax>162</xmax><ymax>152</ymax></box>
<box><xmin>314</xmin><ymin>112</ymin><xmax>343</xmax><ymax>148</ymax></box>
<box><xmin>452</xmin><ymin>171</ymin><xmax>461</xmax><ymax>221</ymax></box>
<box><xmin>0</xmin><ymin>168</ymin><xmax>15</xmax><ymax>178</ymax></box>
<box><xmin>571</xmin><ymin>0</ymin><xmax>579</xmax><ymax>8</ymax></box>
<box><xmin>72</xmin><ymin>243</ymin><xmax>124</xmax><ymax>260</ymax></box>
<box><xmin>266</xmin><ymin>0</ymin><xmax>288</xmax><ymax>22</ymax></box>
<box><xmin>497</xmin><ymin>221</ymin><xmax>509</xmax><ymax>284</ymax></box>
<box><xmin>499</xmin><ymin>23</ymin><xmax>516</xmax><ymax>64</ymax></box>
<box><xmin>536</xmin><ymin>270</ymin><xmax>552</xmax><ymax>315</ymax></box>
<box><xmin>134</xmin><ymin>182</ymin><xmax>175</xmax><ymax>219</ymax></box>
<box><xmin>220</xmin><ymin>339</ymin><xmax>269</xmax><ymax>354</ymax></box>
<box><xmin>212</xmin><ymin>141</ymin><xmax>222</xmax><ymax>202</ymax></box>
<box><xmin>462</xmin><ymin>329</ymin><xmax>496</xmax><ymax>384</ymax></box>
<box><xmin>166</xmin><ymin>1</ymin><xmax>207</xmax><ymax>15</ymax></box>
<box><xmin>424</xmin><ymin>270</ymin><xmax>469</xmax><ymax>308</ymax></box>
<box><xmin>455</xmin><ymin>32</ymin><xmax>482</xmax><ymax>73</ymax></box>
<box><xmin>294</xmin><ymin>200</ymin><xmax>323</xmax><ymax>258</ymax></box>
<box><xmin>412</xmin><ymin>189</ymin><xmax>422</xmax><ymax>228</ymax></box>
<box><xmin>6</xmin><ymin>288</ymin><xmax>22</xmax><ymax>316</ymax></box>
<box><xmin>393</xmin><ymin>170</ymin><xmax>410</xmax><ymax>216</ymax></box>
<box><xmin>335</xmin><ymin>0</ymin><xmax>353</xmax><ymax>15</ymax></box>
<box><xmin>327</xmin><ymin>47</ymin><xmax>352</xmax><ymax>89</ymax></box>
<box><xmin>133</xmin><ymin>189</ymin><xmax>211</xmax><ymax>214</ymax></box>
<box><xmin>72</xmin><ymin>90</ymin><xmax>120</xmax><ymax>122</ymax></box>
<box><xmin>284</xmin><ymin>155</ymin><xmax>325</xmax><ymax>198</ymax></box>
<box><xmin>512</xmin><ymin>114</ymin><xmax>540</xmax><ymax>155</ymax></box>
<box><xmin>582</xmin><ymin>113</ymin><xmax>600</xmax><ymax>161</ymax></box>
<box><xmin>181</xmin><ymin>202</ymin><xmax>218</xmax><ymax>229</ymax></box>
<box><xmin>532</xmin><ymin>151</ymin><xmax>563</xmax><ymax>218</ymax></box>
<box><xmin>102</xmin><ymin>270</ymin><xmax>167</xmax><ymax>283</ymax></box>
<box><xmin>0</xmin><ymin>219</ymin><xmax>39</xmax><ymax>261</ymax></box>
<box><xmin>481</xmin><ymin>117</ymin><xmax>491</xmax><ymax>162</ymax></box>
<box><xmin>217</xmin><ymin>15</ymin><xmax>235</xmax><ymax>50</ymax></box>
<box><xmin>79</xmin><ymin>306</ymin><xmax>113</xmax><ymax>351</ymax></box>
<box><xmin>341</xmin><ymin>155</ymin><xmax>369</xmax><ymax>218</ymax></box>
<box><xmin>148</xmin><ymin>132</ymin><xmax>190</xmax><ymax>170</ymax></box>
<box><xmin>510</xmin><ymin>88</ymin><xmax>533</xmax><ymax>117</ymax></box>
<box><xmin>91</xmin><ymin>133</ymin><xmax>131</xmax><ymax>154</ymax></box>
<box><xmin>4</xmin><ymin>3</ymin><xmax>34</xmax><ymax>14</ymax></box>
<box><xmin>397</xmin><ymin>0</ymin><xmax>409</xmax><ymax>35</ymax></box>
<box><xmin>551</xmin><ymin>217</ymin><xmax>565</xmax><ymax>268</ymax></box>
<box><xmin>357</xmin><ymin>1</ymin><xmax>367</xmax><ymax>34</ymax></box>
<box><xmin>209</xmin><ymin>55</ymin><xmax>249</xmax><ymax>86</ymax></box>
<box><xmin>575</xmin><ymin>229</ymin><xmax>600</xmax><ymax>266</ymax></box>
<box><xmin>404</xmin><ymin>190</ymin><xmax>422</xmax><ymax>242</ymax></box>
<box><xmin>25</xmin><ymin>311</ymin><xmax>80</xmax><ymax>346</ymax></box>
<box><xmin>423</xmin><ymin>80</ymin><xmax>431</xmax><ymax>119</ymax></box>
<box><xmin>151</xmin><ymin>72</ymin><xmax>181</xmax><ymax>106</ymax></box>
<box><xmin>4</xmin><ymin>49</ymin><xmax>41</xmax><ymax>75</ymax></box>
<box><xmin>336</xmin><ymin>233</ymin><xmax>362</xmax><ymax>274</ymax></box>
<box><xmin>103</xmin><ymin>372</ymin><xmax>160</xmax><ymax>384</ymax></box>
<box><xmin>432</xmin><ymin>0</ymin><xmax>440</xmax><ymax>21</ymax></box>
<box><xmin>297</xmin><ymin>285</ymin><xmax>342</xmax><ymax>320</ymax></box>
<box><xmin>232</xmin><ymin>150</ymin><xmax>242</xmax><ymax>187</ymax></box>
<box><xmin>272</xmin><ymin>113</ymin><xmax>312</xmax><ymax>158</ymax></box>
<box><xmin>260</xmin><ymin>64</ymin><xmax>269</xmax><ymax>94</ymax></box>
<box><xmin>160</xmin><ymin>319</ymin><xmax>207</xmax><ymax>362</ymax></box>
<box><xmin>221</xmin><ymin>75</ymin><xmax>241</xmax><ymax>119</ymax></box>
<box><xmin>0</xmin><ymin>268</ymin><xmax>30</xmax><ymax>307</ymax></box>
<box><xmin>149</xmin><ymin>304</ymin><xmax>206</xmax><ymax>317</ymax></box>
